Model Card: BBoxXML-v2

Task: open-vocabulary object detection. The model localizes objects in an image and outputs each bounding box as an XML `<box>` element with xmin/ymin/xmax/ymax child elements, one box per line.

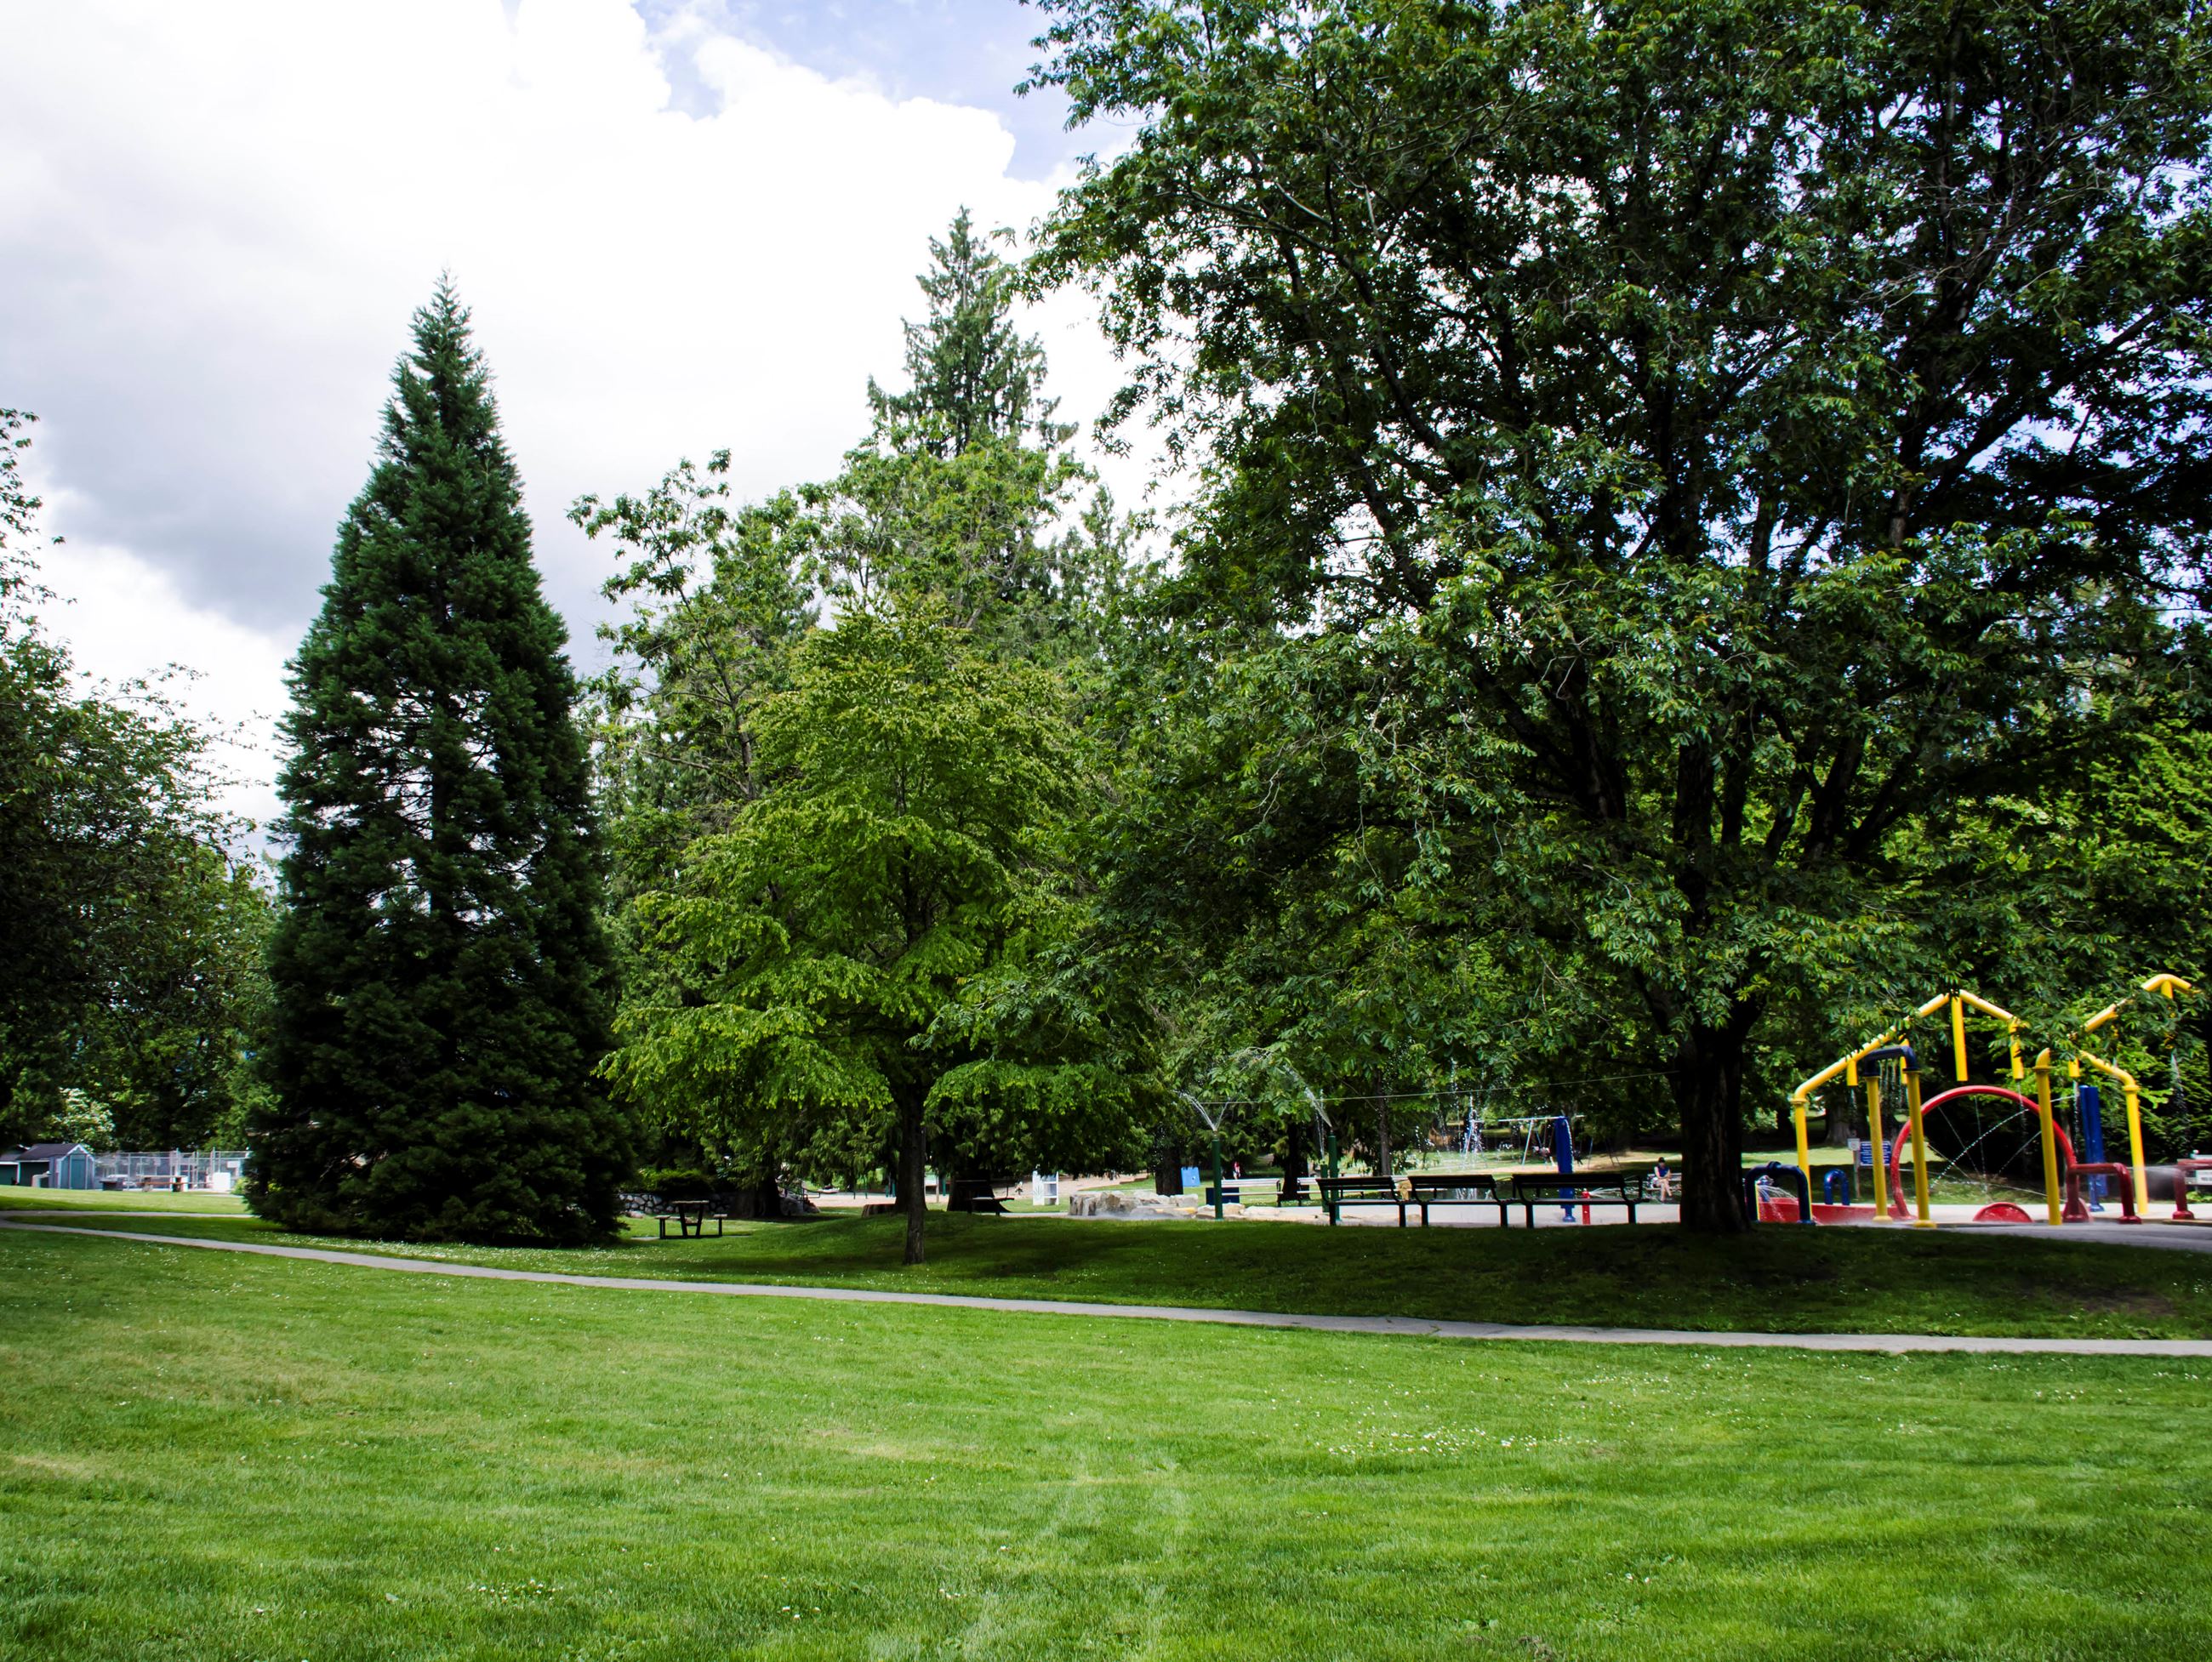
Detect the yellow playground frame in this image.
<box><xmin>1787</xmin><ymin>976</ymin><xmax>2195</xmax><ymax>1227</ymax></box>
<box><xmin>2075</xmin><ymin>973</ymin><xmax>2195</xmax><ymax>1216</ymax></box>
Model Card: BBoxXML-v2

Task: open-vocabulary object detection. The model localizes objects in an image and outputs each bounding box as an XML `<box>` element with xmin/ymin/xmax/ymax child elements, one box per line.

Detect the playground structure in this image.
<box><xmin>1788</xmin><ymin>976</ymin><xmax>2199</xmax><ymax>1227</ymax></box>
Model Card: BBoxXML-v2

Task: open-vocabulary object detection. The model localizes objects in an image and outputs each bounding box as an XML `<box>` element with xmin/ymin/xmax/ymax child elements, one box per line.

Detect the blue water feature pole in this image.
<box><xmin>2078</xmin><ymin>1080</ymin><xmax>2108</xmax><ymax>1209</ymax></box>
<box><xmin>1552</xmin><ymin>1114</ymin><xmax>1576</xmax><ymax>1221</ymax></box>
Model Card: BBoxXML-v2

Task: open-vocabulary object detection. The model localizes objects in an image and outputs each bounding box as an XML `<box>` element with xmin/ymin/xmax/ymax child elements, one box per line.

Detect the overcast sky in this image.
<box><xmin>0</xmin><ymin>0</ymin><xmax>1141</xmax><ymax>827</ymax></box>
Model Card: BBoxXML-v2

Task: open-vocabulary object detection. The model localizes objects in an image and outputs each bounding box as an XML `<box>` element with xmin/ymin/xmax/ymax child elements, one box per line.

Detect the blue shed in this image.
<box><xmin>0</xmin><ymin>1142</ymin><xmax>98</xmax><ymax>1188</ymax></box>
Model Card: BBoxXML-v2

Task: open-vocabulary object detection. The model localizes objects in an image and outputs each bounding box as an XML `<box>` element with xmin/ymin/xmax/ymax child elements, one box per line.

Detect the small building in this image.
<box><xmin>0</xmin><ymin>1142</ymin><xmax>99</xmax><ymax>1189</ymax></box>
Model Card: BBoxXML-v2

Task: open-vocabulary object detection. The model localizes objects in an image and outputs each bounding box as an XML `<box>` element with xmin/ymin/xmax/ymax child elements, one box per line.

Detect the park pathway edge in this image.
<box><xmin>5</xmin><ymin>1217</ymin><xmax>2209</xmax><ymax>1357</ymax></box>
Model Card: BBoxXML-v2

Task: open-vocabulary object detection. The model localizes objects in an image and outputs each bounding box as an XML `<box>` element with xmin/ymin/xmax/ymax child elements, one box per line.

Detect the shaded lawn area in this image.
<box><xmin>2</xmin><ymin>1225</ymin><xmax>2207</xmax><ymax>1661</ymax></box>
<box><xmin>10</xmin><ymin>1192</ymin><xmax>2212</xmax><ymax>1339</ymax></box>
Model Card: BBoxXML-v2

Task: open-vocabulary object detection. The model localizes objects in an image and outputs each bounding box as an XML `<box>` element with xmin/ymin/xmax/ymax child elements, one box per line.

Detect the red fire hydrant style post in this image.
<box><xmin>1580</xmin><ymin>1188</ymin><xmax>1591</xmax><ymax>1225</ymax></box>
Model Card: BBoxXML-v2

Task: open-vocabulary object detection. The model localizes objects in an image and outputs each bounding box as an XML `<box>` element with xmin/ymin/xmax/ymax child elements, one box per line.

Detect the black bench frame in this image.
<box><xmin>1505</xmin><ymin>1172</ymin><xmax>1650</xmax><ymax>1227</ymax></box>
<box><xmin>1315</xmin><ymin>1175</ymin><xmax>1411</xmax><ymax>1226</ymax></box>
<box><xmin>1317</xmin><ymin>1170</ymin><xmax>1677</xmax><ymax>1227</ymax></box>
<box><xmin>1316</xmin><ymin>1173</ymin><xmax>1508</xmax><ymax>1227</ymax></box>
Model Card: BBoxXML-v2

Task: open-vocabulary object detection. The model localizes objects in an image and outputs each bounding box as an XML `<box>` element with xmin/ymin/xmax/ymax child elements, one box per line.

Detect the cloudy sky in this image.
<box><xmin>0</xmin><ymin>0</ymin><xmax>1141</xmax><ymax>826</ymax></box>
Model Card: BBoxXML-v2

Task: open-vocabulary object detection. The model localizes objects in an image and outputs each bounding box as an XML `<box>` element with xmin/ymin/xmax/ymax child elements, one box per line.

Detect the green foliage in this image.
<box><xmin>633</xmin><ymin>1164</ymin><xmax>716</xmax><ymax>1200</ymax></box>
<box><xmin>251</xmin><ymin>283</ymin><xmax>626</xmax><ymax>1244</ymax></box>
<box><xmin>586</xmin><ymin>216</ymin><xmax>1159</xmax><ymax>1232</ymax></box>
<box><xmin>867</xmin><ymin>207</ymin><xmax>1066</xmax><ymax>459</ymax></box>
<box><xmin>828</xmin><ymin>208</ymin><xmax>1136</xmax><ymax>664</ymax></box>
<box><xmin>602</xmin><ymin>602</ymin><xmax>1097</xmax><ymax>1261</ymax></box>
<box><xmin>0</xmin><ymin>407</ymin><xmax>47</xmax><ymax>558</ymax></box>
<box><xmin>816</xmin><ymin>430</ymin><xmax>1093</xmax><ymax>652</ymax></box>
<box><xmin>574</xmin><ymin>451</ymin><xmax>818</xmax><ymax>962</ymax></box>
<box><xmin>0</xmin><ymin>412</ymin><xmax>271</xmax><ymax>1150</ymax></box>
<box><xmin>1033</xmin><ymin>0</ymin><xmax>2212</xmax><ymax>1225</ymax></box>
<box><xmin>62</xmin><ymin>851</ymin><xmax>276</xmax><ymax>1150</ymax></box>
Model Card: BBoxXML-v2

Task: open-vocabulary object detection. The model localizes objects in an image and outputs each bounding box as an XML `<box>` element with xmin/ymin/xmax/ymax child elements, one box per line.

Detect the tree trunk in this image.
<box><xmin>1375</xmin><ymin>1100</ymin><xmax>1392</xmax><ymax>1181</ymax></box>
<box><xmin>898</xmin><ymin>1089</ymin><xmax>927</xmax><ymax>1265</ymax></box>
<box><xmin>1822</xmin><ymin>1086</ymin><xmax>1859</xmax><ymax>1147</ymax></box>
<box><xmin>1674</xmin><ymin>1018</ymin><xmax>1753</xmax><ymax>1232</ymax></box>
<box><xmin>1282</xmin><ymin>1119</ymin><xmax>1309</xmax><ymax>1204</ymax></box>
<box><xmin>1154</xmin><ymin>1147</ymin><xmax>1184</xmax><ymax>1195</ymax></box>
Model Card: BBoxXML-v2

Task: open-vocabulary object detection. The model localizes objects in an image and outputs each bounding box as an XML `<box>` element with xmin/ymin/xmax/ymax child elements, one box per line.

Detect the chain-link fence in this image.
<box><xmin>94</xmin><ymin>1150</ymin><xmax>249</xmax><ymax>1192</ymax></box>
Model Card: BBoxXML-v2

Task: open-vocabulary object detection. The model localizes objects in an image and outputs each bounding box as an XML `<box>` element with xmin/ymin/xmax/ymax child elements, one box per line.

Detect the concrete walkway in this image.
<box><xmin>6</xmin><ymin>1216</ymin><xmax>2209</xmax><ymax>1357</ymax></box>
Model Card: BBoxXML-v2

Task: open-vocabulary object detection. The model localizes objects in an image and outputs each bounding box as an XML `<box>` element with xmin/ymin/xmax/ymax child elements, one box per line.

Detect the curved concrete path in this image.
<box><xmin>8</xmin><ymin>1216</ymin><xmax>2209</xmax><ymax>1357</ymax></box>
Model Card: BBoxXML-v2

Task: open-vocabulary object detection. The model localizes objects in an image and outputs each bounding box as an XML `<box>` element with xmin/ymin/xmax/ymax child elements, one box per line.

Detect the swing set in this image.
<box><xmin>1786</xmin><ymin>976</ymin><xmax>2198</xmax><ymax>1227</ymax></box>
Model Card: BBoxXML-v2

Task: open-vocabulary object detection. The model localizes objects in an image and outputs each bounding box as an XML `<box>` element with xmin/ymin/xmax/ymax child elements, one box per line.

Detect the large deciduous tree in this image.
<box><xmin>251</xmin><ymin>284</ymin><xmax>625</xmax><ymax>1244</ymax></box>
<box><xmin>585</xmin><ymin>214</ymin><xmax>1154</xmax><ymax>1227</ymax></box>
<box><xmin>1034</xmin><ymin>0</ymin><xmax>2212</xmax><ymax>1227</ymax></box>
<box><xmin>602</xmin><ymin>603</ymin><xmax>1086</xmax><ymax>1265</ymax></box>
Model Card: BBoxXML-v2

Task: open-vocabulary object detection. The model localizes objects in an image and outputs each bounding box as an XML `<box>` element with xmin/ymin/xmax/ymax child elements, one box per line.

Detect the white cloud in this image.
<box><xmin>0</xmin><ymin>0</ymin><xmax>1141</xmax><ymax>823</ymax></box>
<box><xmin>31</xmin><ymin>510</ymin><xmax>291</xmax><ymax>836</ymax></box>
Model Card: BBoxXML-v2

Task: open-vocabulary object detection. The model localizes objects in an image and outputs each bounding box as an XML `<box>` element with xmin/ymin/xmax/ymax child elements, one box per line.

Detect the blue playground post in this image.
<box><xmin>1552</xmin><ymin>1114</ymin><xmax>1575</xmax><ymax>1221</ymax></box>
<box><xmin>2078</xmin><ymin>1081</ymin><xmax>2107</xmax><ymax>1208</ymax></box>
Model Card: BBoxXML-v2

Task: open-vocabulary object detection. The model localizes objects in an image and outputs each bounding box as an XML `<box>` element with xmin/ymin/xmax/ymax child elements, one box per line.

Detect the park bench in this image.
<box><xmin>1506</xmin><ymin>1171</ymin><xmax>1648</xmax><ymax>1227</ymax></box>
<box><xmin>1316</xmin><ymin>1173</ymin><xmax>1509</xmax><ymax>1226</ymax></box>
<box><xmin>1315</xmin><ymin>1175</ymin><xmax>1414</xmax><ymax>1226</ymax></box>
<box><xmin>1402</xmin><ymin>1173</ymin><xmax>1510</xmax><ymax>1226</ymax></box>
<box><xmin>653</xmin><ymin>1198</ymin><xmax>725</xmax><ymax>1238</ymax></box>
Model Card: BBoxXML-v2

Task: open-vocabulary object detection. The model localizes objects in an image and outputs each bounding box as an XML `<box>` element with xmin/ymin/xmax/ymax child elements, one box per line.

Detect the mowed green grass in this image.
<box><xmin>2</xmin><ymin>1226</ymin><xmax>2209</xmax><ymax>1660</ymax></box>
<box><xmin>11</xmin><ymin>1187</ymin><xmax>2212</xmax><ymax>1338</ymax></box>
<box><xmin>2</xmin><ymin>1187</ymin><xmax>251</xmax><ymax>1215</ymax></box>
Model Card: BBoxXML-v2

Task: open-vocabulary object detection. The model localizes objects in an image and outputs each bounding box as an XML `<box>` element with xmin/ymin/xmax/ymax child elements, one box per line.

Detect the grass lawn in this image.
<box><xmin>10</xmin><ymin>1187</ymin><xmax>2212</xmax><ymax>1339</ymax></box>
<box><xmin>3</xmin><ymin>1187</ymin><xmax>251</xmax><ymax>1215</ymax></box>
<box><xmin>4</xmin><ymin>1224</ymin><xmax>2210</xmax><ymax>1659</ymax></box>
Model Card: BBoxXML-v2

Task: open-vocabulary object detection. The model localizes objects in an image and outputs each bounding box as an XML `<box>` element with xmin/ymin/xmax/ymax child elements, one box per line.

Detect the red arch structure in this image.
<box><xmin>1886</xmin><ymin>1084</ymin><xmax>2136</xmax><ymax>1223</ymax></box>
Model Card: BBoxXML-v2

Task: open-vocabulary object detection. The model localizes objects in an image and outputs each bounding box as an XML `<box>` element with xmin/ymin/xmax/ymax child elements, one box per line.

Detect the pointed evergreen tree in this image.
<box><xmin>248</xmin><ymin>282</ymin><xmax>626</xmax><ymax>1244</ymax></box>
<box><xmin>865</xmin><ymin>208</ymin><xmax>1068</xmax><ymax>458</ymax></box>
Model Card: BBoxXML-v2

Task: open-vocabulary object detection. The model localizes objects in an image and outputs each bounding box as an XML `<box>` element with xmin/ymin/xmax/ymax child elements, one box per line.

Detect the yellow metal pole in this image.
<box><xmin>1954</xmin><ymin>992</ymin><xmax>2032</xmax><ymax>1082</ymax></box>
<box><xmin>1793</xmin><ymin>1096</ymin><xmax>1814</xmax><ymax>1202</ymax></box>
<box><xmin>2034</xmin><ymin>1050</ymin><xmax>2063</xmax><ymax>1226</ymax></box>
<box><xmin>1787</xmin><ymin>995</ymin><xmax>1975</xmax><ymax>1210</ymax></box>
<box><xmin>1907</xmin><ymin>1065</ymin><xmax>1933</xmax><ymax>1227</ymax></box>
<box><xmin>2124</xmin><ymin>1084</ymin><xmax>2148</xmax><ymax>1215</ymax></box>
<box><xmin>2150</xmin><ymin>977</ymin><xmax>2189</xmax><ymax>1212</ymax></box>
<box><xmin>1866</xmin><ymin>1078</ymin><xmax>1889</xmax><ymax>1221</ymax></box>
<box><xmin>2077</xmin><ymin>1050</ymin><xmax>2152</xmax><ymax>1217</ymax></box>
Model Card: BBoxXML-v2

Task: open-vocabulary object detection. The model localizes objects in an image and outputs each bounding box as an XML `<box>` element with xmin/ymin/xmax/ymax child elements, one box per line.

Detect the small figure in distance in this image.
<box><xmin>1652</xmin><ymin>1158</ymin><xmax>1673</xmax><ymax>1201</ymax></box>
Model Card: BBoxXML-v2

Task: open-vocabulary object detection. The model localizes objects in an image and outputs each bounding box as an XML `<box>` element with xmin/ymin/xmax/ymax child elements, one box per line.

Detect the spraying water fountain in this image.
<box><xmin>1214</xmin><ymin>1049</ymin><xmax>1335</xmax><ymax>1206</ymax></box>
<box><xmin>1177</xmin><ymin>1090</ymin><xmax>1228</xmax><ymax>1218</ymax></box>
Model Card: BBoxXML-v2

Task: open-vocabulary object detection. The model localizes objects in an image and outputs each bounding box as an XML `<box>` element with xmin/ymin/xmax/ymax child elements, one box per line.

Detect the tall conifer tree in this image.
<box><xmin>249</xmin><ymin>282</ymin><xmax>625</xmax><ymax>1243</ymax></box>
<box><xmin>865</xmin><ymin>208</ymin><xmax>1063</xmax><ymax>458</ymax></box>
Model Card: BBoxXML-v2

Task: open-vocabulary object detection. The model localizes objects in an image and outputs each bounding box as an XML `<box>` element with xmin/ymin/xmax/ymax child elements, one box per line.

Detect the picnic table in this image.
<box><xmin>653</xmin><ymin>1198</ymin><xmax>726</xmax><ymax>1239</ymax></box>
